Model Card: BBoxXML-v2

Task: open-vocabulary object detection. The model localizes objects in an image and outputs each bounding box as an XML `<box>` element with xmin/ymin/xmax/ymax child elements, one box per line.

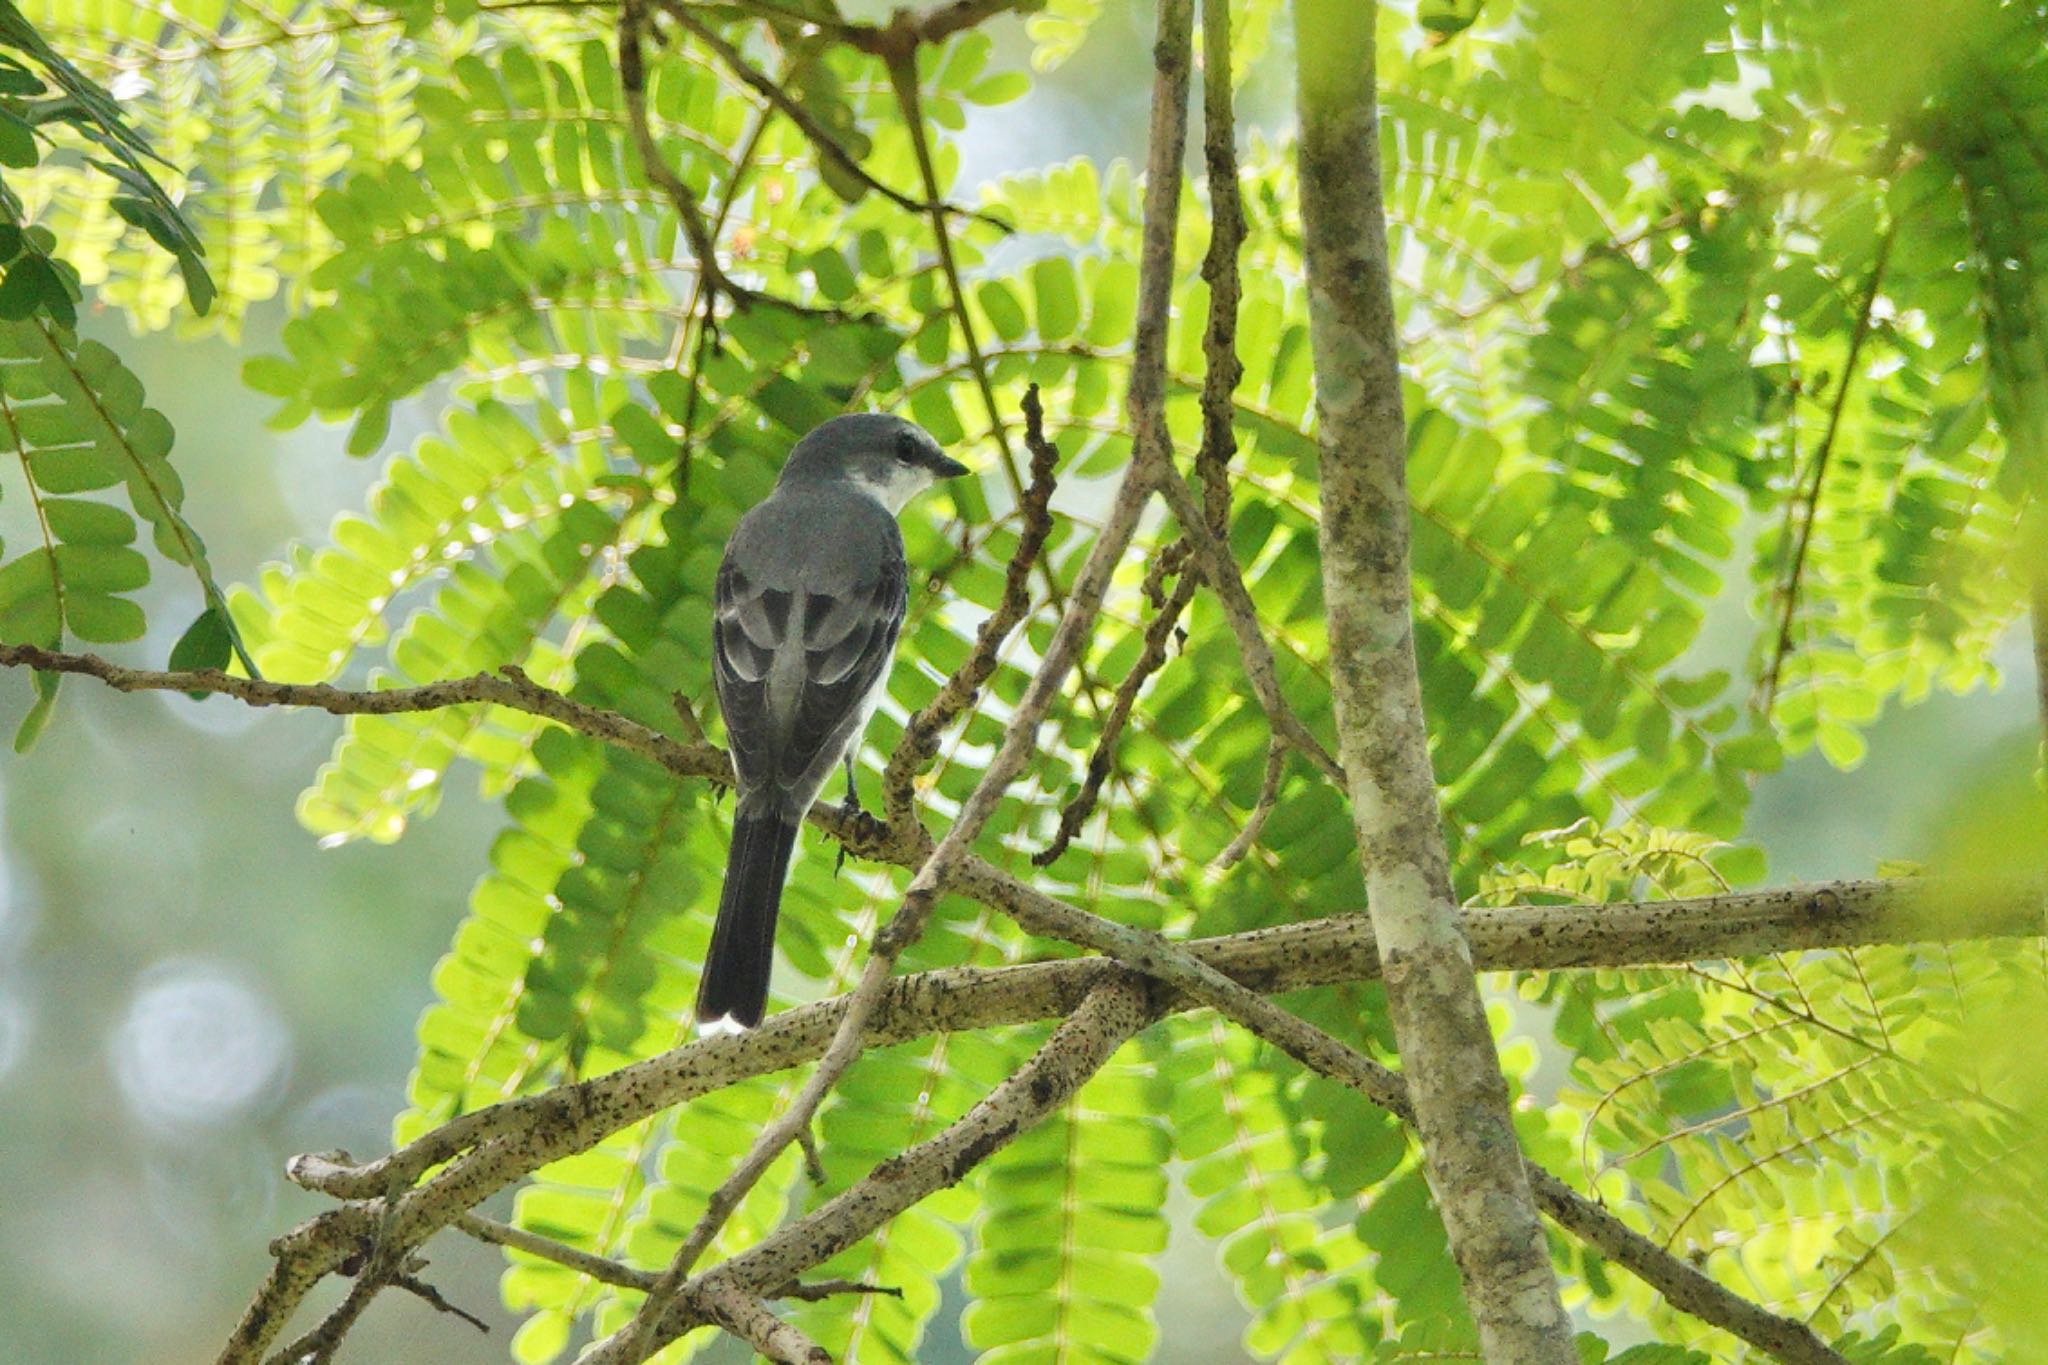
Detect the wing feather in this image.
<box><xmin>714</xmin><ymin>528</ymin><xmax>906</xmax><ymax>809</ymax></box>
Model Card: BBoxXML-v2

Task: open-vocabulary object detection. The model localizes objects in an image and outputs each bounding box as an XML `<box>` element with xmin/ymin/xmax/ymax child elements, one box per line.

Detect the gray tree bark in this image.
<box><xmin>1292</xmin><ymin>1</ymin><xmax>1579</xmax><ymax>1359</ymax></box>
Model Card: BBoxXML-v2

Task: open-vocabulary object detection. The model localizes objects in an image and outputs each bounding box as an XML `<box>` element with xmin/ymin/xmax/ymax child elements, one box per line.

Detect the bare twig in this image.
<box><xmin>619</xmin><ymin>0</ymin><xmax>731</xmax><ymax>302</ymax></box>
<box><xmin>456</xmin><ymin>1213</ymin><xmax>656</xmax><ymax>1291</ymax></box>
<box><xmin>652</xmin><ymin>0</ymin><xmax>1010</xmax><ymax>233</ymax></box>
<box><xmin>0</xmin><ymin>645</ymin><xmax>710</xmax><ymax>782</ymax></box>
<box><xmin>794</xmin><ymin>1121</ymin><xmax>828</xmax><ymax>1185</ymax></box>
<box><xmin>1211</xmin><ymin>737</ymin><xmax>1284</xmax><ymax>871</ymax></box>
<box><xmin>771</xmin><ymin>1278</ymin><xmax>904</xmax><ymax>1302</ymax></box>
<box><xmin>1195</xmin><ymin>0</ymin><xmax>1245</xmax><ymax>529</ymax></box>
<box><xmin>1034</xmin><ymin>567</ymin><xmax>1197</xmax><ymax>865</ymax></box>
<box><xmin>715</xmin><ymin>0</ymin><xmax>1042</xmax><ymax>54</ymax></box>
<box><xmin>621</xmin><ymin>0</ymin><xmax>874</xmax><ymax>322</ymax></box>
<box><xmin>1149</xmin><ymin>464</ymin><xmax>1342</xmax><ymax>782</ymax></box>
<box><xmin>884</xmin><ymin>26</ymin><xmax>1028</xmax><ymax>505</ymax></box>
<box><xmin>391</xmin><ymin>1273</ymin><xmax>491</xmax><ymax>1335</ymax></box>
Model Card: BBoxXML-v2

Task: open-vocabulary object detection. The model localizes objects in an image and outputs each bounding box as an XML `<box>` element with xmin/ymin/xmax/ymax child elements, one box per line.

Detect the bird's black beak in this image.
<box><xmin>933</xmin><ymin>454</ymin><xmax>971</xmax><ymax>479</ymax></box>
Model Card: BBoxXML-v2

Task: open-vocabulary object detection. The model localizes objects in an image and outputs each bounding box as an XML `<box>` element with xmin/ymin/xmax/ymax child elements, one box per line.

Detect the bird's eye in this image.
<box><xmin>894</xmin><ymin>432</ymin><xmax>920</xmax><ymax>465</ymax></box>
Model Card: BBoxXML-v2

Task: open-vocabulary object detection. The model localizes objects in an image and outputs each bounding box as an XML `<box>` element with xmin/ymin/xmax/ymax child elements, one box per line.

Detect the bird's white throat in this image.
<box><xmin>849</xmin><ymin>465</ymin><xmax>932</xmax><ymax>514</ymax></box>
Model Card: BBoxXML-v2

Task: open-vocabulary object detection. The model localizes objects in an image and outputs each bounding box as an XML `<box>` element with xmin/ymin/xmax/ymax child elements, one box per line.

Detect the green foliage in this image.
<box><xmin>1488</xmin><ymin>816</ymin><xmax>2043</xmax><ymax>1361</ymax></box>
<box><xmin>11</xmin><ymin>0</ymin><xmax>2047</xmax><ymax>1361</ymax></box>
<box><xmin>964</xmin><ymin>1037</ymin><xmax>1170</xmax><ymax>1364</ymax></box>
<box><xmin>0</xmin><ymin>316</ymin><xmax>241</xmax><ymax>743</ymax></box>
<box><xmin>0</xmin><ymin>0</ymin><xmax>213</xmax><ymax>321</ymax></box>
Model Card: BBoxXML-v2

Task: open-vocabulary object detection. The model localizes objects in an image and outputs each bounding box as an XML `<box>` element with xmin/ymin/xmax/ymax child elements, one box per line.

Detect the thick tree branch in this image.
<box><xmin>1293</xmin><ymin>1</ymin><xmax>1577</xmax><ymax>1358</ymax></box>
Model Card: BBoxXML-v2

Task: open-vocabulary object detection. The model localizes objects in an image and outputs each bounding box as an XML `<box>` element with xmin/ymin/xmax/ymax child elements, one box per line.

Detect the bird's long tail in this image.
<box><xmin>695</xmin><ymin>802</ymin><xmax>802</xmax><ymax>1032</ymax></box>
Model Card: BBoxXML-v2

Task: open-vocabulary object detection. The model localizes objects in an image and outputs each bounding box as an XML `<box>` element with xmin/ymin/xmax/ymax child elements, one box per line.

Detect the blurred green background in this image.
<box><xmin>0</xmin><ymin>6</ymin><xmax>2040</xmax><ymax>1363</ymax></box>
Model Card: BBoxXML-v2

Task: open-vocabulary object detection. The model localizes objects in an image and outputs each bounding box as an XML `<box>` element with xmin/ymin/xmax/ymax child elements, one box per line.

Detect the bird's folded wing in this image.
<box><xmin>713</xmin><ymin>553</ymin><xmax>907</xmax><ymax>807</ymax></box>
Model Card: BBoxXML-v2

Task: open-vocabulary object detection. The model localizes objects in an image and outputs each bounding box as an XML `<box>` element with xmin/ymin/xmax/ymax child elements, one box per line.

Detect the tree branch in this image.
<box><xmin>688</xmin><ymin>1282</ymin><xmax>830</xmax><ymax>1365</ymax></box>
<box><xmin>243</xmin><ymin>870</ymin><xmax>2023</xmax><ymax>1363</ymax></box>
<box><xmin>619</xmin><ymin>0</ymin><xmax>731</xmax><ymax>302</ymax></box>
<box><xmin>1292</xmin><ymin>1</ymin><xmax>1576</xmax><ymax>1358</ymax></box>
<box><xmin>883</xmin><ymin>25</ymin><xmax>1029</xmax><ymax>506</ymax></box>
<box><xmin>1035</xmin><ymin>0</ymin><xmax>1254</xmax><ymax>866</ymax></box>
<box><xmin>633</xmin><ymin>981</ymin><xmax>1159</xmax><ymax>1355</ymax></box>
<box><xmin>456</xmin><ymin>1213</ymin><xmax>656</xmax><ymax>1292</ymax></box>
<box><xmin>0</xmin><ymin>644</ymin><xmax>713</xmax><ymax>782</ymax></box>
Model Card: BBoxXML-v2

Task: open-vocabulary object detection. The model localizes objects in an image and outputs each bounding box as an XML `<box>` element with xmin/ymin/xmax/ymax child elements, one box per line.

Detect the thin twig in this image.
<box><xmin>794</xmin><ymin>1122</ymin><xmax>828</xmax><ymax>1185</ymax></box>
<box><xmin>771</xmin><ymin>1278</ymin><xmax>905</xmax><ymax>1302</ymax></box>
<box><xmin>1035</xmin><ymin>568</ymin><xmax>1197</xmax><ymax>864</ymax></box>
<box><xmin>1758</xmin><ymin>224</ymin><xmax>1896</xmax><ymax>713</ymax></box>
<box><xmin>621</xmin><ymin>0</ymin><xmax>871</xmax><ymax>322</ymax></box>
<box><xmin>884</xmin><ymin>26</ymin><xmax>1027</xmax><ymax>505</ymax></box>
<box><xmin>653</xmin><ymin>0</ymin><xmax>1010</xmax><ymax>233</ymax></box>
<box><xmin>1212</xmin><ymin>737</ymin><xmax>1284</xmax><ymax>870</ymax></box>
<box><xmin>1151</xmin><ymin>463</ymin><xmax>1343</xmax><ymax>781</ymax></box>
<box><xmin>391</xmin><ymin>1273</ymin><xmax>491</xmax><ymax>1335</ymax></box>
<box><xmin>883</xmin><ymin>384</ymin><xmax>1061</xmax><ymax>827</ymax></box>
<box><xmin>1195</xmin><ymin>0</ymin><xmax>1245</xmax><ymax>530</ymax></box>
<box><xmin>456</xmin><ymin>1213</ymin><xmax>657</xmax><ymax>1291</ymax></box>
<box><xmin>619</xmin><ymin>0</ymin><xmax>730</xmax><ymax>302</ymax></box>
<box><xmin>0</xmin><ymin>645</ymin><xmax>710</xmax><ymax>782</ymax></box>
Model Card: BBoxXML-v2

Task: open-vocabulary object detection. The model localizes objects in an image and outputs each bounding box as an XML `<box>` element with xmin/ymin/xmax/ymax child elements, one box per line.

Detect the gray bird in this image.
<box><xmin>698</xmin><ymin>413</ymin><xmax>970</xmax><ymax>1033</ymax></box>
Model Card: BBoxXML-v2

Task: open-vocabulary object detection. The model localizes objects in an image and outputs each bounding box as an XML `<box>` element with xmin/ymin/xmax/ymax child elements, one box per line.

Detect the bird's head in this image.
<box><xmin>780</xmin><ymin>413</ymin><xmax>971</xmax><ymax>513</ymax></box>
